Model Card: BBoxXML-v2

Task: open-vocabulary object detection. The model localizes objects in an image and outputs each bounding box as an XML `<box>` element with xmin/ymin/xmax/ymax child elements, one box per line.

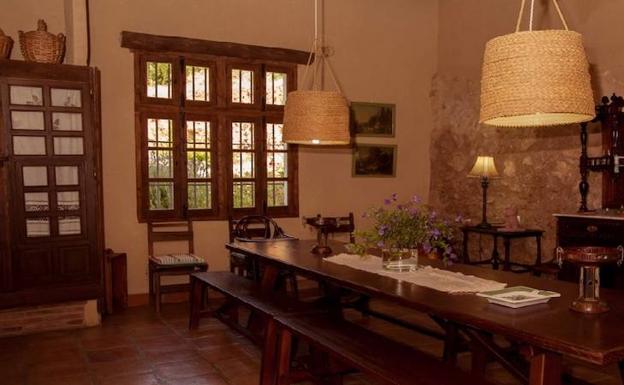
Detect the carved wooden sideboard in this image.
<box><xmin>554</xmin><ymin>213</ymin><xmax>624</xmax><ymax>289</ymax></box>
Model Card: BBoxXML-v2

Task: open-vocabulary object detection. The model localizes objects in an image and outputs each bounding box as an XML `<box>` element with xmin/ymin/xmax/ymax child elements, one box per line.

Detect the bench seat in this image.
<box><xmin>272</xmin><ymin>313</ymin><xmax>494</xmax><ymax>385</ymax></box>
<box><xmin>189</xmin><ymin>271</ymin><xmax>321</xmax><ymax>336</ymax></box>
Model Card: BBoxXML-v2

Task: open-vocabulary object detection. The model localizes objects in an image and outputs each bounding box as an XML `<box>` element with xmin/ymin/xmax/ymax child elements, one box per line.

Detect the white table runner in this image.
<box><xmin>325</xmin><ymin>254</ymin><xmax>507</xmax><ymax>294</ymax></box>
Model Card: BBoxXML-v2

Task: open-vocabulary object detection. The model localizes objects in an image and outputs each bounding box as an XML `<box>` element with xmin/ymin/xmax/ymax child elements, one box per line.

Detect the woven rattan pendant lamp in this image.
<box><xmin>479</xmin><ymin>0</ymin><xmax>595</xmax><ymax>127</ymax></box>
<box><xmin>283</xmin><ymin>0</ymin><xmax>350</xmax><ymax>145</ymax></box>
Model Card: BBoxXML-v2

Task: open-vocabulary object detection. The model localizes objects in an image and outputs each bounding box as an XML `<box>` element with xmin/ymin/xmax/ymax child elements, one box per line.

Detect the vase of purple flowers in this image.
<box><xmin>347</xmin><ymin>194</ymin><xmax>459</xmax><ymax>271</ymax></box>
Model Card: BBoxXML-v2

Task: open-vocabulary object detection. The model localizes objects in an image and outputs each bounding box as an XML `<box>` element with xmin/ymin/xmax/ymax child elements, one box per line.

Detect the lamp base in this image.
<box><xmin>476</xmin><ymin>222</ymin><xmax>493</xmax><ymax>229</ymax></box>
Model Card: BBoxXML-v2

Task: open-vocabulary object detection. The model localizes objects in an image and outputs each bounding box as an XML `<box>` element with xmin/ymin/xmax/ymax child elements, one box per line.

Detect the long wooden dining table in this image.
<box><xmin>226</xmin><ymin>239</ymin><xmax>624</xmax><ymax>385</ymax></box>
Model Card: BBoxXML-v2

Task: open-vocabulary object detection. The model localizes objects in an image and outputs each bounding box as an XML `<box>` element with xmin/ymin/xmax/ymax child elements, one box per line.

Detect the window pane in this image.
<box><xmin>13</xmin><ymin>136</ymin><xmax>46</xmax><ymax>155</ymax></box>
<box><xmin>10</xmin><ymin>86</ymin><xmax>43</xmax><ymax>106</ymax></box>
<box><xmin>187</xmin><ymin>151</ymin><xmax>210</xmax><ymax>178</ymax></box>
<box><xmin>147</xmin><ymin>61</ymin><xmax>172</xmax><ymax>99</ymax></box>
<box><xmin>51</xmin><ymin>88</ymin><xmax>81</xmax><ymax>107</ymax></box>
<box><xmin>55</xmin><ymin>166</ymin><xmax>79</xmax><ymax>186</ymax></box>
<box><xmin>232</xmin><ymin>122</ymin><xmax>254</xmax><ymax>150</ymax></box>
<box><xmin>233</xmin><ymin>182</ymin><xmax>255</xmax><ymax>208</ymax></box>
<box><xmin>186</xmin><ymin>121</ymin><xmax>210</xmax><ymax>149</ymax></box>
<box><xmin>185</xmin><ymin>65</ymin><xmax>210</xmax><ymax>102</ymax></box>
<box><xmin>26</xmin><ymin>218</ymin><xmax>50</xmax><ymax>237</ymax></box>
<box><xmin>57</xmin><ymin>191</ymin><xmax>80</xmax><ymax>211</ymax></box>
<box><xmin>148</xmin><ymin>150</ymin><xmax>173</xmax><ymax>178</ymax></box>
<box><xmin>25</xmin><ymin>192</ymin><xmax>49</xmax><ymax>212</ymax></box>
<box><xmin>231</xmin><ymin>69</ymin><xmax>254</xmax><ymax>104</ymax></box>
<box><xmin>232</xmin><ymin>152</ymin><xmax>254</xmax><ymax>178</ymax></box>
<box><xmin>11</xmin><ymin>111</ymin><xmax>44</xmax><ymax>130</ymax></box>
<box><xmin>188</xmin><ymin>182</ymin><xmax>211</xmax><ymax>209</ymax></box>
<box><xmin>267</xmin><ymin>123</ymin><xmax>287</xmax><ymax>151</ymax></box>
<box><xmin>58</xmin><ymin>216</ymin><xmax>81</xmax><ymax>235</ymax></box>
<box><xmin>148</xmin><ymin>119</ymin><xmax>173</xmax><ymax>148</ymax></box>
<box><xmin>267</xmin><ymin>181</ymin><xmax>288</xmax><ymax>207</ymax></box>
<box><xmin>149</xmin><ymin>182</ymin><xmax>174</xmax><ymax>210</ymax></box>
<box><xmin>266</xmin><ymin>72</ymin><xmax>287</xmax><ymax>105</ymax></box>
<box><xmin>23</xmin><ymin>166</ymin><xmax>48</xmax><ymax>186</ymax></box>
<box><xmin>52</xmin><ymin>113</ymin><xmax>82</xmax><ymax>131</ymax></box>
<box><xmin>267</xmin><ymin>152</ymin><xmax>287</xmax><ymax>178</ymax></box>
<box><xmin>53</xmin><ymin>137</ymin><xmax>84</xmax><ymax>155</ymax></box>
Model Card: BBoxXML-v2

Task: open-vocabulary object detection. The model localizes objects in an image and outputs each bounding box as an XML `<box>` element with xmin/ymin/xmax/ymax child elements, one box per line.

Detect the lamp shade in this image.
<box><xmin>283</xmin><ymin>90</ymin><xmax>350</xmax><ymax>145</ymax></box>
<box><xmin>468</xmin><ymin>156</ymin><xmax>499</xmax><ymax>178</ymax></box>
<box><xmin>479</xmin><ymin>30</ymin><xmax>595</xmax><ymax>127</ymax></box>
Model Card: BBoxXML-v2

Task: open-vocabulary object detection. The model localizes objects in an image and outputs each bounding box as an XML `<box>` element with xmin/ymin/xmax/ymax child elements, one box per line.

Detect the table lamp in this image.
<box><xmin>468</xmin><ymin>156</ymin><xmax>499</xmax><ymax>228</ymax></box>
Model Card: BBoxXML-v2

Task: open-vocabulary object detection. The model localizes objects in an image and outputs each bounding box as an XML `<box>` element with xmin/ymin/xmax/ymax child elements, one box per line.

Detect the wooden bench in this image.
<box><xmin>189</xmin><ymin>271</ymin><xmax>321</xmax><ymax>344</ymax></box>
<box><xmin>266</xmin><ymin>313</ymin><xmax>494</xmax><ymax>385</ymax></box>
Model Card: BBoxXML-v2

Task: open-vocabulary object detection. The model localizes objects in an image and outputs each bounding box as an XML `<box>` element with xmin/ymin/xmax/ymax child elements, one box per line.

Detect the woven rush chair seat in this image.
<box><xmin>150</xmin><ymin>253</ymin><xmax>206</xmax><ymax>266</ymax></box>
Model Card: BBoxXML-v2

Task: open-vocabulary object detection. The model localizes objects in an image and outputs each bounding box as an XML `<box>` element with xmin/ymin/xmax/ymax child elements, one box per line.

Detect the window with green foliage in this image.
<box><xmin>134</xmin><ymin>53</ymin><xmax>298</xmax><ymax>221</ymax></box>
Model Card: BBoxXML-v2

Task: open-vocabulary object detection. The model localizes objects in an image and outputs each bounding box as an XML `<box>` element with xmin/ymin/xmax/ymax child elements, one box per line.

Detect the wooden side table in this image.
<box><xmin>104</xmin><ymin>249</ymin><xmax>128</xmax><ymax>315</ymax></box>
<box><xmin>461</xmin><ymin>226</ymin><xmax>544</xmax><ymax>272</ymax></box>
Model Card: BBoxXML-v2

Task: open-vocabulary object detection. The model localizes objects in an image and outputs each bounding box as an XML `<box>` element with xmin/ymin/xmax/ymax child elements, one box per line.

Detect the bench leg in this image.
<box><xmin>260</xmin><ymin>318</ymin><xmax>279</xmax><ymax>385</ymax></box>
<box><xmin>189</xmin><ymin>276</ymin><xmax>203</xmax><ymax>330</ymax></box>
<box><xmin>154</xmin><ymin>272</ymin><xmax>161</xmax><ymax>313</ymax></box>
<box><xmin>276</xmin><ymin>329</ymin><xmax>293</xmax><ymax>385</ymax></box>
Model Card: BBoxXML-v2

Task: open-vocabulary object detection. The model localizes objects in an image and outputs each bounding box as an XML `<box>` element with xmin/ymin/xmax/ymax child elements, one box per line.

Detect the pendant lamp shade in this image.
<box><xmin>283</xmin><ymin>90</ymin><xmax>350</xmax><ymax>145</ymax></box>
<box><xmin>479</xmin><ymin>0</ymin><xmax>595</xmax><ymax>127</ymax></box>
<box><xmin>282</xmin><ymin>0</ymin><xmax>350</xmax><ymax>145</ymax></box>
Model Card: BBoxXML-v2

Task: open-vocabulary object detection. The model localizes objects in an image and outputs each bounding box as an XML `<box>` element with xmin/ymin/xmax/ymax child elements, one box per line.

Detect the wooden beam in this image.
<box><xmin>121</xmin><ymin>31</ymin><xmax>312</xmax><ymax>65</ymax></box>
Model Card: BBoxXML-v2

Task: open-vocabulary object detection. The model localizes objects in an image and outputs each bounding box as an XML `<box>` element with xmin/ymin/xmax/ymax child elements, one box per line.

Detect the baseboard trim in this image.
<box><xmin>127</xmin><ymin>292</ymin><xmax>189</xmax><ymax>307</ymax></box>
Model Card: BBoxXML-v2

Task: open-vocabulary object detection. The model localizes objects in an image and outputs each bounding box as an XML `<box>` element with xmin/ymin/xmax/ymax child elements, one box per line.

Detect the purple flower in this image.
<box><xmin>422</xmin><ymin>242</ymin><xmax>432</xmax><ymax>253</ymax></box>
<box><xmin>455</xmin><ymin>214</ymin><xmax>463</xmax><ymax>223</ymax></box>
<box><xmin>397</xmin><ymin>204</ymin><xmax>403</xmax><ymax>210</ymax></box>
<box><xmin>378</xmin><ymin>225</ymin><xmax>388</xmax><ymax>236</ymax></box>
<box><xmin>430</xmin><ymin>228</ymin><xmax>441</xmax><ymax>239</ymax></box>
<box><xmin>384</xmin><ymin>198</ymin><xmax>392</xmax><ymax>205</ymax></box>
<box><xmin>429</xmin><ymin>210</ymin><xmax>437</xmax><ymax>220</ymax></box>
<box><xmin>409</xmin><ymin>207</ymin><xmax>419</xmax><ymax>216</ymax></box>
<box><xmin>391</xmin><ymin>193</ymin><xmax>398</xmax><ymax>201</ymax></box>
<box><xmin>445</xmin><ymin>246</ymin><xmax>453</xmax><ymax>254</ymax></box>
<box><xmin>377</xmin><ymin>241</ymin><xmax>385</xmax><ymax>248</ymax></box>
<box><xmin>412</xmin><ymin>195</ymin><xmax>421</xmax><ymax>204</ymax></box>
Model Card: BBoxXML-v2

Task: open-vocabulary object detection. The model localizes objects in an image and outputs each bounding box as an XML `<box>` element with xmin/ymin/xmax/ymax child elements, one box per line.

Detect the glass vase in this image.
<box><xmin>382</xmin><ymin>248</ymin><xmax>419</xmax><ymax>272</ymax></box>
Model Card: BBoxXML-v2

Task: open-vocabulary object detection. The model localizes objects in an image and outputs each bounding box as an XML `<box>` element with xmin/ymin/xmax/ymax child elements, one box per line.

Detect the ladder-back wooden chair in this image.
<box><xmin>148</xmin><ymin>220</ymin><xmax>208</xmax><ymax>313</ymax></box>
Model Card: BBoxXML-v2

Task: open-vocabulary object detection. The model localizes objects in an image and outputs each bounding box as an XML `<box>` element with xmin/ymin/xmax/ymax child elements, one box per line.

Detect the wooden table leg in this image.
<box><xmin>503</xmin><ymin>237</ymin><xmax>511</xmax><ymax>271</ymax></box>
<box><xmin>462</xmin><ymin>229</ymin><xmax>470</xmax><ymax>264</ymax></box>
<box><xmin>154</xmin><ymin>271</ymin><xmax>161</xmax><ymax>313</ymax></box>
<box><xmin>189</xmin><ymin>276</ymin><xmax>203</xmax><ymax>330</ymax></box>
<box><xmin>491</xmin><ymin>235</ymin><xmax>500</xmax><ymax>270</ymax></box>
<box><xmin>536</xmin><ymin>235</ymin><xmax>542</xmax><ymax>266</ymax></box>
<box><xmin>618</xmin><ymin>360</ymin><xmax>624</xmax><ymax>385</ymax></box>
<box><xmin>471</xmin><ymin>339</ymin><xmax>488</xmax><ymax>376</ymax></box>
<box><xmin>260</xmin><ymin>318</ymin><xmax>279</xmax><ymax>385</ymax></box>
<box><xmin>261</xmin><ymin>264</ymin><xmax>281</xmax><ymax>291</ymax></box>
<box><xmin>276</xmin><ymin>329</ymin><xmax>293</xmax><ymax>385</ymax></box>
<box><xmin>529</xmin><ymin>351</ymin><xmax>562</xmax><ymax>385</ymax></box>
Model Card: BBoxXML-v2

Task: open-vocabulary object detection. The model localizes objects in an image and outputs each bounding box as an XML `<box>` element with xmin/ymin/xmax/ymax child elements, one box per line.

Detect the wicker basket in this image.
<box><xmin>283</xmin><ymin>90</ymin><xmax>350</xmax><ymax>145</ymax></box>
<box><xmin>479</xmin><ymin>30</ymin><xmax>594</xmax><ymax>127</ymax></box>
<box><xmin>19</xmin><ymin>20</ymin><xmax>65</xmax><ymax>64</ymax></box>
<box><xmin>0</xmin><ymin>29</ymin><xmax>13</xmax><ymax>59</ymax></box>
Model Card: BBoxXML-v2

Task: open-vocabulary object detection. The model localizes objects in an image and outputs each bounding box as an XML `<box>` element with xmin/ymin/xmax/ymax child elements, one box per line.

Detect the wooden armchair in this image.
<box><xmin>148</xmin><ymin>220</ymin><xmax>208</xmax><ymax>312</ymax></box>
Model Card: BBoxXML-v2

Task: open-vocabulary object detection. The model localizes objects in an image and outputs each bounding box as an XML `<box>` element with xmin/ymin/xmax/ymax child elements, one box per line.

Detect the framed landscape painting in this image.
<box><xmin>352</xmin><ymin>144</ymin><xmax>397</xmax><ymax>177</ymax></box>
<box><xmin>350</xmin><ymin>102</ymin><xmax>395</xmax><ymax>137</ymax></box>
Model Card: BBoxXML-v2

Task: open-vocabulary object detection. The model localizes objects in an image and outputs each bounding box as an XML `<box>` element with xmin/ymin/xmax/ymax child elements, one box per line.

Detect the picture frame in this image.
<box><xmin>352</xmin><ymin>144</ymin><xmax>397</xmax><ymax>177</ymax></box>
<box><xmin>350</xmin><ymin>102</ymin><xmax>395</xmax><ymax>137</ymax></box>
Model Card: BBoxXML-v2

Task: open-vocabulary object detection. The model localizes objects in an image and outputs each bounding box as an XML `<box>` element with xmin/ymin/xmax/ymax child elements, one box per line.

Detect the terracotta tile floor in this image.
<box><xmin>0</xmin><ymin>301</ymin><xmax>621</xmax><ymax>385</ymax></box>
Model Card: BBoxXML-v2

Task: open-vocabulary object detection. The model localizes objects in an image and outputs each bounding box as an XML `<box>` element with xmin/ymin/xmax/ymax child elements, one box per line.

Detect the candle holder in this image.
<box><xmin>556</xmin><ymin>246</ymin><xmax>624</xmax><ymax>314</ymax></box>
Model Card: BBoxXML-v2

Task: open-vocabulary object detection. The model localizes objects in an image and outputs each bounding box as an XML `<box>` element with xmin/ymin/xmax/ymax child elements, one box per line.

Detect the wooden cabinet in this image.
<box><xmin>0</xmin><ymin>60</ymin><xmax>103</xmax><ymax>309</ymax></box>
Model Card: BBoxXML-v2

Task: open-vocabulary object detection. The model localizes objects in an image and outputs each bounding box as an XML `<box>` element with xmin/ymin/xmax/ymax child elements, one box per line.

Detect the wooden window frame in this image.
<box><xmin>133</xmin><ymin>49</ymin><xmax>299</xmax><ymax>222</ymax></box>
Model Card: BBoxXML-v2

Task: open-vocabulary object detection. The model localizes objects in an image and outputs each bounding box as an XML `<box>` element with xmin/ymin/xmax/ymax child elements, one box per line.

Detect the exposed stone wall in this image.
<box><xmin>0</xmin><ymin>300</ymin><xmax>100</xmax><ymax>336</ymax></box>
<box><xmin>429</xmin><ymin>74</ymin><xmax>602</xmax><ymax>264</ymax></box>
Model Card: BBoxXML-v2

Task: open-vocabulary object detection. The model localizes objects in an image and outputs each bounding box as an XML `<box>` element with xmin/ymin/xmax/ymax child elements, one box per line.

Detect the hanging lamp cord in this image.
<box><xmin>300</xmin><ymin>0</ymin><xmax>346</xmax><ymax>96</ymax></box>
<box><xmin>515</xmin><ymin>0</ymin><xmax>569</xmax><ymax>33</ymax></box>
